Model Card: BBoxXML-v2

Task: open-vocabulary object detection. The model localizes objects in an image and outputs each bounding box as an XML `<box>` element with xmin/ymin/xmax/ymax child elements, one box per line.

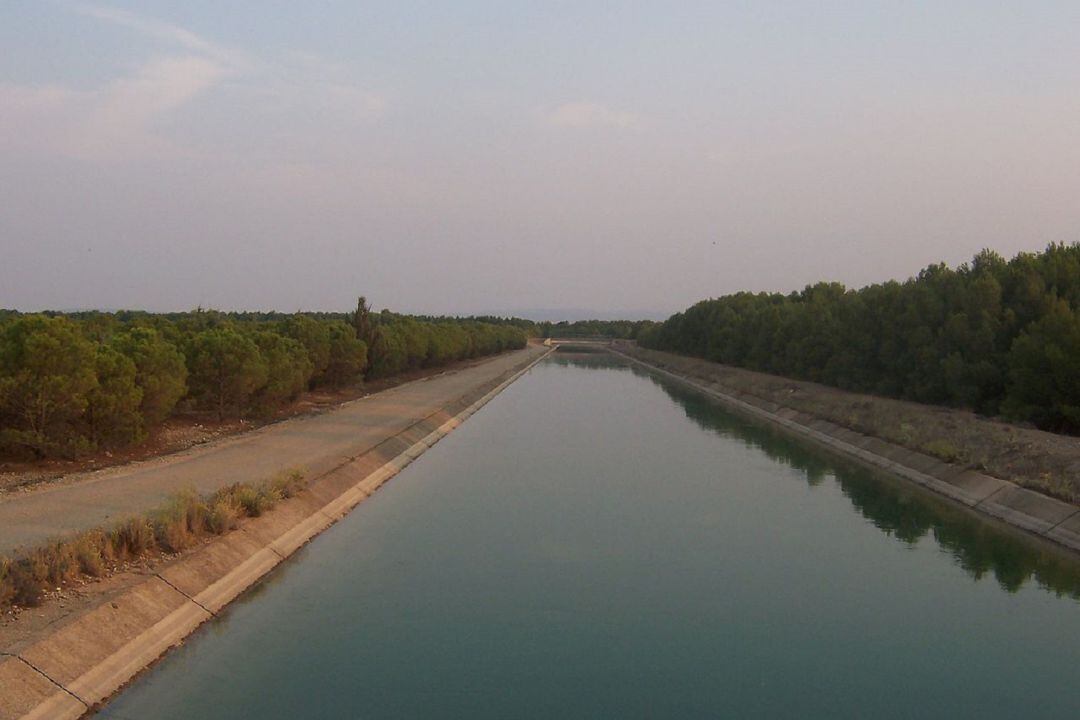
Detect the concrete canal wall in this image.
<box><xmin>612</xmin><ymin>347</ymin><xmax>1080</xmax><ymax>554</ymax></box>
<box><xmin>0</xmin><ymin>348</ymin><xmax>552</xmax><ymax>720</ymax></box>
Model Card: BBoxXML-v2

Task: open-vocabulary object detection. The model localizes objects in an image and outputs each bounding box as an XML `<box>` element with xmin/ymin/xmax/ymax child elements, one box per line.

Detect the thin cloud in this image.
<box><xmin>1</xmin><ymin>55</ymin><xmax>225</xmax><ymax>161</ymax></box>
<box><xmin>72</xmin><ymin>3</ymin><xmax>244</xmax><ymax>67</ymax></box>
<box><xmin>547</xmin><ymin>101</ymin><xmax>642</xmax><ymax>129</ymax></box>
<box><xmin>3</xmin><ymin>4</ymin><xmax>386</xmax><ymax>162</ymax></box>
<box><xmin>79</xmin><ymin>56</ymin><xmax>227</xmax><ymax>156</ymax></box>
<box><xmin>75</xmin><ymin>5</ymin><xmax>387</xmax><ymax>121</ymax></box>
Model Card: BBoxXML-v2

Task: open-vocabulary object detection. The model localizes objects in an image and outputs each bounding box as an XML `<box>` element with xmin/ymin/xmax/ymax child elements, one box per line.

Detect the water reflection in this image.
<box><xmin>556</xmin><ymin>353</ymin><xmax>1080</xmax><ymax>599</ymax></box>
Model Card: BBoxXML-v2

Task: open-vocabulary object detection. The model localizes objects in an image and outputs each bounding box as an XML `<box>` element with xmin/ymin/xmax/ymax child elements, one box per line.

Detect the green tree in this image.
<box><xmin>281</xmin><ymin>315</ymin><xmax>331</xmax><ymax>385</ymax></box>
<box><xmin>186</xmin><ymin>328</ymin><xmax>268</xmax><ymax>420</ymax></box>
<box><xmin>113</xmin><ymin>327</ymin><xmax>188</xmax><ymax>425</ymax></box>
<box><xmin>352</xmin><ymin>296</ymin><xmax>377</xmax><ymax>347</ymax></box>
<box><xmin>1003</xmin><ymin>299</ymin><xmax>1080</xmax><ymax>432</ymax></box>
<box><xmin>252</xmin><ymin>332</ymin><xmax>314</xmax><ymax>413</ymax></box>
<box><xmin>366</xmin><ymin>324</ymin><xmax>405</xmax><ymax>379</ymax></box>
<box><xmin>85</xmin><ymin>345</ymin><xmax>144</xmax><ymax>447</ymax></box>
<box><xmin>323</xmin><ymin>321</ymin><xmax>368</xmax><ymax>388</ymax></box>
<box><xmin>640</xmin><ymin>243</ymin><xmax>1080</xmax><ymax>430</ymax></box>
<box><xmin>0</xmin><ymin>315</ymin><xmax>98</xmax><ymax>457</ymax></box>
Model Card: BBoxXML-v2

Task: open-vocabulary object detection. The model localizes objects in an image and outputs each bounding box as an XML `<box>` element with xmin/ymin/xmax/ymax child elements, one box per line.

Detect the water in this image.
<box><xmin>100</xmin><ymin>354</ymin><xmax>1080</xmax><ymax>719</ymax></box>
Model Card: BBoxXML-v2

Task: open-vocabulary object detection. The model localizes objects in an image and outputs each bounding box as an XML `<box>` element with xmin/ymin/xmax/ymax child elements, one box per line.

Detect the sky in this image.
<box><xmin>2</xmin><ymin>1</ymin><xmax>1079</xmax><ymax>319</ymax></box>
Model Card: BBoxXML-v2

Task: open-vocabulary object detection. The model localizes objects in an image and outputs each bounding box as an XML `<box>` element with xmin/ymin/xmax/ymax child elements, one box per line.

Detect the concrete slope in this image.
<box><xmin>614</xmin><ymin>348</ymin><xmax>1080</xmax><ymax>554</ymax></box>
<box><xmin>0</xmin><ymin>347</ymin><xmax>546</xmax><ymax>555</ymax></box>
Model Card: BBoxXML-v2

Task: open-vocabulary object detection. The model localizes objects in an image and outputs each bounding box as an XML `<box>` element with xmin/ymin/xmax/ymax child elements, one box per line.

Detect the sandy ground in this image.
<box><xmin>0</xmin><ymin>346</ymin><xmax>546</xmax><ymax>556</ymax></box>
<box><xmin>618</xmin><ymin>342</ymin><xmax>1080</xmax><ymax>502</ymax></box>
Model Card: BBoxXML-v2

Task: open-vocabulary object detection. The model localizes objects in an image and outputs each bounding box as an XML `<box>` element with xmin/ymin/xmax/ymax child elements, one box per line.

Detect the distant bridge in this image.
<box><xmin>543</xmin><ymin>337</ymin><xmax>616</xmax><ymax>351</ymax></box>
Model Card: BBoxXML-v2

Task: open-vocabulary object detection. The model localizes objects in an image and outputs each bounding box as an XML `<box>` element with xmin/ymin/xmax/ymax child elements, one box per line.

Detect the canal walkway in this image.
<box><xmin>0</xmin><ymin>345</ymin><xmax>547</xmax><ymax>555</ymax></box>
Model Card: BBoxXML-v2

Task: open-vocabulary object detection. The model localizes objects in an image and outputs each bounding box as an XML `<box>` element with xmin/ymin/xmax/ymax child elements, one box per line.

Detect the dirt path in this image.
<box><xmin>0</xmin><ymin>346</ymin><xmax>547</xmax><ymax>556</ymax></box>
<box><xmin>0</xmin><ymin>354</ymin><xmax>518</xmax><ymax>494</ymax></box>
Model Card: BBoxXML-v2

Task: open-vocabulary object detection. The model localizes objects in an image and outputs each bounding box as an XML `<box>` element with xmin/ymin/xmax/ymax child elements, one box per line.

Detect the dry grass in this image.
<box><xmin>0</xmin><ymin>468</ymin><xmax>306</xmax><ymax>611</ymax></box>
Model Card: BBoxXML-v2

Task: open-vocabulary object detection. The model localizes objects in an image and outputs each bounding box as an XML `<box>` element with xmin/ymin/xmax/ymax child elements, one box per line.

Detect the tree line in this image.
<box><xmin>639</xmin><ymin>244</ymin><xmax>1080</xmax><ymax>434</ymax></box>
<box><xmin>532</xmin><ymin>319</ymin><xmax>655</xmax><ymax>339</ymax></box>
<box><xmin>0</xmin><ymin>299</ymin><xmax>526</xmax><ymax>459</ymax></box>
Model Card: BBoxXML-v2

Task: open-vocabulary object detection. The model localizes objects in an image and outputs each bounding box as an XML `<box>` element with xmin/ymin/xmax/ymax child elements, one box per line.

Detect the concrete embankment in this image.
<box><xmin>0</xmin><ymin>347</ymin><xmax>552</xmax><ymax>720</ymax></box>
<box><xmin>612</xmin><ymin>346</ymin><xmax>1080</xmax><ymax>554</ymax></box>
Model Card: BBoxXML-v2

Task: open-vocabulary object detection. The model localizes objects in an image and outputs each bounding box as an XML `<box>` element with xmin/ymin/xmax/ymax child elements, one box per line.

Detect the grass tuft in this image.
<box><xmin>269</xmin><ymin>468</ymin><xmax>307</xmax><ymax>499</ymax></box>
<box><xmin>924</xmin><ymin>439</ymin><xmax>964</xmax><ymax>464</ymax></box>
<box><xmin>0</xmin><ymin>467</ymin><xmax>306</xmax><ymax>610</ymax></box>
<box><xmin>206</xmin><ymin>493</ymin><xmax>241</xmax><ymax>534</ymax></box>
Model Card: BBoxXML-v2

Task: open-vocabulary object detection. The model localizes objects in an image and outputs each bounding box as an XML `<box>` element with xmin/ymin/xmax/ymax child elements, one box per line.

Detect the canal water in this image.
<box><xmin>100</xmin><ymin>354</ymin><xmax>1080</xmax><ymax>719</ymax></box>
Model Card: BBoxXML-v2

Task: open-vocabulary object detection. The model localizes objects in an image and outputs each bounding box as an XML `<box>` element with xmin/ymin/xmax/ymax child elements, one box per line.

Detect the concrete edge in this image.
<box><xmin>3</xmin><ymin>347</ymin><xmax>553</xmax><ymax>720</ymax></box>
<box><xmin>612</xmin><ymin>348</ymin><xmax>1080</xmax><ymax>555</ymax></box>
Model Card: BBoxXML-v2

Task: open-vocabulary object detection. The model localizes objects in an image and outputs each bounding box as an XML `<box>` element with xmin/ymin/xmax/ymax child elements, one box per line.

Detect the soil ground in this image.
<box><xmin>0</xmin><ymin>345</ymin><xmax>547</xmax><ymax>556</ymax></box>
<box><xmin>0</xmin><ymin>355</ymin><xmax>520</xmax><ymax>496</ymax></box>
<box><xmin>617</xmin><ymin>342</ymin><xmax>1080</xmax><ymax>503</ymax></box>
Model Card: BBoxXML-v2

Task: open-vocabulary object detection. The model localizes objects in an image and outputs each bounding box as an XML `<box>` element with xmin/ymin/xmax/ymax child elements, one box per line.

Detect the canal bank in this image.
<box><xmin>611</xmin><ymin>345</ymin><xmax>1080</xmax><ymax>554</ymax></box>
<box><xmin>0</xmin><ymin>346</ymin><xmax>552</xmax><ymax>720</ymax></box>
<box><xmin>96</xmin><ymin>352</ymin><xmax>1080</xmax><ymax>719</ymax></box>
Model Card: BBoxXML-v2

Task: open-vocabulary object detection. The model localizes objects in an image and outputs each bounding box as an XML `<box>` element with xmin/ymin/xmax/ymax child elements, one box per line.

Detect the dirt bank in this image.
<box><xmin>0</xmin><ymin>346</ymin><xmax>552</xmax><ymax>720</ymax></box>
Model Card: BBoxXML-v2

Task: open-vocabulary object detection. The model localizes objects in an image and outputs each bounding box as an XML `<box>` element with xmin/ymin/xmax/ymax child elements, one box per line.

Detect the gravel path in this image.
<box><xmin>0</xmin><ymin>347</ymin><xmax>546</xmax><ymax>555</ymax></box>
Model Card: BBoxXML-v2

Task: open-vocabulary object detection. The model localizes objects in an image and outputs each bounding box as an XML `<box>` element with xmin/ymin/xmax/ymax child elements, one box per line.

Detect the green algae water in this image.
<box><xmin>100</xmin><ymin>354</ymin><xmax>1080</xmax><ymax>719</ymax></box>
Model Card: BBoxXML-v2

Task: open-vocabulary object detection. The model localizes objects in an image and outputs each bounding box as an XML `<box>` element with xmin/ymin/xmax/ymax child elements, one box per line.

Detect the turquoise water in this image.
<box><xmin>100</xmin><ymin>354</ymin><xmax>1080</xmax><ymax>719</ymax></box>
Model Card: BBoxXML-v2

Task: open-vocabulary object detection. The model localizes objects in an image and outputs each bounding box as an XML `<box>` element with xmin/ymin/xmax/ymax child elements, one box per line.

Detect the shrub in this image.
<box><xmin>233</xmin><ymin>484</ymin><xmax>275</xmax><ymax>517</ymax></box>
<box><xmin>73</xmin><ymin>532</ymin><xmax>108</xmax><ymax>576</ymax></box>
<box><xmin>151</xmin><ymin>489</ymin><xmax>215</xmax><ymax>552</ymax></box>
<box><xmin>206</xmin><ymin>494</ymin><xmax>241</xmax><ymax>534</ymax></box>
<box><xmin>42</xmin><ymin>542</ymin><xmax>79</xmax><ymax>586</ymax></box>
<box><xmin>109</xmin><ymin>517</ymin><xmax>156</xmax><ymax>560</ymax></box>
<box><xmin>924</xmin><ymin>439</ymin><xmax>964</xmax><ymax>464</ymax></box>
<box><xmin>10</xmin><ymin>554</ymin><xmax>48</xmax><ymax>606</ymax></box>
<box><xmin>269</xmin><ymin>468</ymin><xmax>307</xmax><ymax>499</ymax></box>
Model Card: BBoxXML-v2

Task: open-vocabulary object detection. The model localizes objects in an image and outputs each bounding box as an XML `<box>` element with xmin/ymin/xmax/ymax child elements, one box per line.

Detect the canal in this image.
<box><xmin>99</xmin><ymin>353</ymin><xmax>1080</xmax><ymax>718</ymax></box>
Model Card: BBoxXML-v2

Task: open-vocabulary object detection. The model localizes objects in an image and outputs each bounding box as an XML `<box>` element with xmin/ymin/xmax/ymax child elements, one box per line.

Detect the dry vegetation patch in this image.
<box><xmin>0</xmin><ymin>468</ymin><xmax>306</xmax><ymax>612</ymax></box>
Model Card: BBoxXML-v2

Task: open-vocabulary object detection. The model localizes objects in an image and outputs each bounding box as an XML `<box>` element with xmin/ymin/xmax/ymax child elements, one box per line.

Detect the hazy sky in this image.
<box><xmin>2</xmin><ymin>1</ymin><xmax>1079</xmax><ymax>318</ymax></box>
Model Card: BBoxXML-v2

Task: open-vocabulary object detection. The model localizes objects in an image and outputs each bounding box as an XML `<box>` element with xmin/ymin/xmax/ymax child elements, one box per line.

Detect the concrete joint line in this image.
<box><xmin>239</xmin><ymin>526</ymin><xmax>287</xmax><ymax>560</ymax></box>
<box><xmin>14</xmin><ymin>654</ymin><xmax>88</xmax><ymax>709</ymax></box>
<box><xmin>1044</xmin><ymin>508</ymin><xmax>1080</xmax><ymax>534</ymax></box>
<box><xmin>972</xmin><ymin>485</ymin><xmax>1010</xmax><ymax>509</ymax></box>
<box><xmin>155</xmin><ymin>573</ymin><xmax>215</xmax><ymax>617</ymax></box>
<box><xmin>318</xmin><ymin>508</ymin><xmax>343</xmax><ymax>524</ymax></box>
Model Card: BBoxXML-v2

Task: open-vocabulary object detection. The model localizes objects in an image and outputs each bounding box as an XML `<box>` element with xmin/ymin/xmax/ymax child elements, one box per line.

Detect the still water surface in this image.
<box><xmin>101</xmin><ymin>354</ymin><xmax>1080</xmax><ymax>718</ymax></box>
